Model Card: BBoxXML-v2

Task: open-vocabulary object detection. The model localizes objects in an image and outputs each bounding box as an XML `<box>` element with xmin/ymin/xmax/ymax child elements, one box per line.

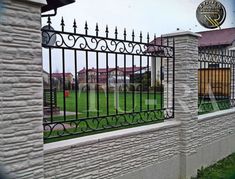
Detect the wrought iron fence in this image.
<box><xmin>198</xmin><ymin>47</ymin><xmax>235</xmax><ymax>114</ymax></box>
<box><xmin>42</xmin><ymin>17</ymin><xmax>175</xmax><ymax>142</ymax></box>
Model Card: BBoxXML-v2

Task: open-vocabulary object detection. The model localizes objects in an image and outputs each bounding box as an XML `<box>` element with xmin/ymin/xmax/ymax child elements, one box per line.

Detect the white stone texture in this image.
<box><xmin>0</xmin><ymin>0</ymin><xmax>44</xmax><ymax>178</ymax></box>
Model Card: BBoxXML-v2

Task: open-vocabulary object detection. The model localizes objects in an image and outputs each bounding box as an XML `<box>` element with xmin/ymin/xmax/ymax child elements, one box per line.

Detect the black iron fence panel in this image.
<box><xmin>198</xmin><ymin>47</ymin><xmax>235</xmax><ymax>114</ymax></box>
<box><xmin>42</xmin><ymin>17</ymin><xmax>175</xmax><ymax>142</ymax></box>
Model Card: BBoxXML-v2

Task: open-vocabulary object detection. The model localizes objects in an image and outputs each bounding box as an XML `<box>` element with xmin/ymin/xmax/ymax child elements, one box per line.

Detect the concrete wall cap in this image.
<box><xmin>162</xmin><ymin>31</ymin><xmax>201</xmax><ymax>38</ymax></box>
<box><xmin>44</xmin><ymin>120</ymin><xmax>181</xmax><ymax>154</ymax></box>
<box><xmin>198</xmin><ymin>107</ymin><xmax>235</xmax><ymax>122</ymax></box>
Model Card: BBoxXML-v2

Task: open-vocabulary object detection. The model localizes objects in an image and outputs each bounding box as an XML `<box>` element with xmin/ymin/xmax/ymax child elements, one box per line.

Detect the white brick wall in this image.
<box><xmin>0</xmin><ymin>0</ymin><xmax>44</xmax><ymax>178</ymax></box>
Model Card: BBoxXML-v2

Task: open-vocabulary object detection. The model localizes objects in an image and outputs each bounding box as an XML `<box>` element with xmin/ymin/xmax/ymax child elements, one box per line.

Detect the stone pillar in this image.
<box><xmin>0</xmin><ymin>0</ymin><xmax>46</xmax><ymax>178</ymax></box>
<box><xmin>162</xmin><ymin>31</ymin><xmax>201</xmax><ymax>178</ymax></box>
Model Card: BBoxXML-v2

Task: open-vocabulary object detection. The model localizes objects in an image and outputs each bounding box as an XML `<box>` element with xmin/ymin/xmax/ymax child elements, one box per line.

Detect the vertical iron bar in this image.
<box><xmin>199</xmin><ymin>61</ymin><xmax>202</xmax><ymax>105</ymax></box>
<box><xmin>74</xmin><ymin>50</ymin><xmax>78</xmax><ymax>120</ymax></box>
<box><xmin>222</xmin><ymin>50</ymin><xmax>224</xmax><ymax>100</ymax></box>
<box><xmin>147</xmin><ymin>56</ymin><xmax>150</xmax><ymax>111</ymax></box>
<box><xmin>140</xmin><ymin>55</ymin><xmax>142</xmax><ymax>112</ymax></box>
<box><xmin>115</xmin><ymin>54</ymin><xmax>118</xmax><ymax>114</ymax></box>
<box><xmin>60</xmin><ymin>17</ymin><xmax>66</xmax><ymax>122</ymax></box>
<box><xmin>204</xmin><ymin>61</ymin><xmax>206</xmax><ymax>101</ymax></box>
<box><xmin>96</xmin><ymin>52</ymin><xmax>99</xmax><ymax>117</ymax></box>
<box><xmin>124</xmin><ymin>54</ymin><xmax>127</xmax><ymax>113</ymax></box>
<box><xmin>62</xmin><ymin>48</ymin><xmax>66</xmax><ymax>121</ymax></box>
<box><xmin>231</xmin><ymin>52</ymin><xmax>235</xmax><ymax>102</ymax></box>
<box><xmin>73</xmin><ymin>20</ymin><xmax>78</xmax><ymax>120</ymax></box>
<box><xmin>215</xmin><ymin>59</ymin><xmax>217</xmax><ymax>100</ymax></box>
<box><xmin>86</xmin><ymin>51</ymin><xmax>89</xmax><ymax>117</ymax></box>
<box><xmin>160</xmin><ymin>57</ymin><xmax>163</xmax><ymax>110</ymax></box>
<box><xmin>132</xmin><ymin>55</ymin><xmax>135</xmax><ymax>113</ymax></box>
<box><xmin>166</xmin><ymin>57</ymin><xmax>169</xmax><ymax>108</ymax></box>
<box><xmin>106</xmin><ymin>53</ymin><xmax>109</xmax><ymax>116</ymax></box>
<box><xmin>49</xmin><ymin>48</ymin><xmax>53</xmax><ymax>122</ymax></box>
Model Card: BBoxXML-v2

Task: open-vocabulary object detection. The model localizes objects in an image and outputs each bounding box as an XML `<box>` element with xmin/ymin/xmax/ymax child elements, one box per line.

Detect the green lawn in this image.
<box><xmin>53</xmin><ymin>90</ymin><xmax>162</xmax><ymax>120</ymax></box>
<box><xmin>193</xmin><ymin>153</ymin><xmax>235</xmax><ymax>179</ymax></box>
<box><xmin>44</xmin><ymin>91</ymin><xmax>164</xmax><ymax>142</ymax></box>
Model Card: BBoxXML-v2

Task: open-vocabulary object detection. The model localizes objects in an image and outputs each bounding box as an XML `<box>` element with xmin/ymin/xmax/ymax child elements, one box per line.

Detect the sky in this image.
<box><xmin>42</xmin><ymin>0</ymin><xmax>235</xmax><ymax>74</ymax></box>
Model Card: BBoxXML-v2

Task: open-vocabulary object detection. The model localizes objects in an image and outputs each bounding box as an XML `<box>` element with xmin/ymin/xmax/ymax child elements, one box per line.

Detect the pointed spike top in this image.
<box><xmin>61</xmin><ymin>17</ymin><xmax>65</xmax><ymax>31</ymax></box>
<box><xmin>105</xmin><ymin>25</ymin><xmax>109</xmax><ymax>37</ymax></box>
<box><xmin>85</xmin><ymin>21</ymin><xmax>88</xmax><ymax>34</ymax></box>
<box><xmin>147</xmin><ymin>32</ymin><xmax>150</xmax><ymax>43</ymax></box>
<box><xmin>154</xmin><ymin>33</ymin><xmax>157</xmax><ymax>45</ymax></box>
<box><xmin>47</xmin><ymin>16</ymin><xmax>51</xmax><ymax>26</ymax></box>
<box><xmin>123</xmin><ymin>28</ymin><xmax>127</xmax><ymax>35</ymax></box>
<box><xmin>132</xmin><ymin>30</ymin><xmax>135</xmax><ymax>41</ymax></box>
<box><xmin>73</xmin><ymin>19</ymin><xmax>77</xmax><ymax>33</ymax></box>
<box><xmin>73</xmin><ymin>19</ymin><xmax>77</xmax><ymax>28</ymax></box>
<box><xmin>140</xmin><ymin>31</ymin><xmax>143</xmax><ymax>42</ymax></box>
<box><xmin>122</xmin><ymin>28</ymin><xmax>126</xmax><ymax>40</ymax></box>
<box><xmin>95</xmin><ymin>23</ymin><xmax>99</xmax><ymax>36</ymax></box>
<box><xmin>115</xmin><ymin>26</ymin><xmax>118</xmax><ymax>39</ymax></box>
<box><xmin>61</xmin><ymin>17</ymin><xmax>65</xmax><ymax>26</ymax></box>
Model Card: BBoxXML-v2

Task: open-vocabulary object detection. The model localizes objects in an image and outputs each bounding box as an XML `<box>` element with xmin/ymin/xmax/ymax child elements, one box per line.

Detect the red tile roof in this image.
<box><xmin>197</xmin><ymin>28</ymin><xmax>235</xmax><ymax>47</ymax></box>
<box><xmin>52</xmin><ymin>73</ymin><xmax>73</xmax><ymax>78</ymax></box>
<box><xmin>150</xmin><ymin>27</ymin><xmax>235</xmax><ymax>49</ymax></box>
<box><xmin>78</xmin><ymin>66</ymin><xmax>147</xmax><ymax>74</ymax></box>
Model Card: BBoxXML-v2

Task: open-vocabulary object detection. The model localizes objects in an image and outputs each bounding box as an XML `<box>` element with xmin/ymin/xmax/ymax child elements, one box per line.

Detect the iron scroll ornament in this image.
<box><xmin>196</xmin><ymin>0</ymin><xmax>226</xmax><ymax>29</ymax></box>
<box><xmin>41</xmin><ymin>29</ymin><xmax>174</xmax><ymax>58</ymax></box>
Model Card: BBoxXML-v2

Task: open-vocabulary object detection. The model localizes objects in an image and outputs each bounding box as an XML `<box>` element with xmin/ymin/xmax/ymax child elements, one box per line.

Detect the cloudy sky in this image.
<box><xmin>42</xmin><ymin>0</ymin><xmax>235</xmax><ymax>74</ymax></box>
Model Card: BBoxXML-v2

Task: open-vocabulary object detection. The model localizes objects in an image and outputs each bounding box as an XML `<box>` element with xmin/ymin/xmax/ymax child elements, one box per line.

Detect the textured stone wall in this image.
<box><xmin>198</xmin><ymin>111</ymin><xmax>235</xmax><ymax>147</ymax></box>
<box><xmin>44</xmin><ymin>122</ymin><xmax>181</xmax><ymax>179</ymax></box>
<box><xmin>0</xmin><ymin>0</ymin><xmax>44</xmax><ymax>178</ymax></box>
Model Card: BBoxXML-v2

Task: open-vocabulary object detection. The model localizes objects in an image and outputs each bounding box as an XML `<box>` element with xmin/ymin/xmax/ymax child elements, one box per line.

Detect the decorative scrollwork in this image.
<box><xmin>43</xmin><ymin>110</ymin><xmax>169</xmax><ymax>141</ymax></box>
<box><xmin>199</xmin><ymin>48</ymin><xmax>235</xmax><ymax>64</ymax></box>
<box><xmin>42</xmin><ymin>29</ymin><xmax>174</xmax><ymax>58</ymax></box>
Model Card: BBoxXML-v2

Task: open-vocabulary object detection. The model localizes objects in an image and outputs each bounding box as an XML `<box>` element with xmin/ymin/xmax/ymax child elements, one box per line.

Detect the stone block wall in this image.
<box><xmin>0</xmin><ymin>0</ymin><xmax>45</xmax><ymax>178</ymax></box>
<box><xmin>44</xmin><ymin>122</ymin><xmax>181</xmax><ymax>179</ymax></box>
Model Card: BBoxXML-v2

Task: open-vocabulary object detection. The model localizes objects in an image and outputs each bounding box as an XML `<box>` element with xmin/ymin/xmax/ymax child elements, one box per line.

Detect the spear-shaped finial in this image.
<box><xmin>140</xmin><ymin>31</ymin><xmax>143</xmax><ymax>43</ymax></box>
<box><xmin>105</xmin><ymin>25</ymin><xmax>109</xmax><ymax>38</ymax></box>
<box><xmin>132</xmin><ymin>30</ymin><xmax>135</xmax><ymax>41</ymax></box>
<box><xmin>61</xmin><ymin>17</ymin><xmax>65</xmax><ymax>32</ymax></box>
<box><xmin>95</xmin><ymin>23</ymin><xmax>99</xmax><ymax>36</ymax></box>
<box><xmin>47</xmin><ymin>16</ymin><xmax>51</xmax><ymax>27</ymax></box>
<box><xmin>147</xmin><ymin>32</ymin><xmax>150</xmax><ymax>43</ymax></box>
<box><xmin>115</xmin><ymin>26</ymin><xmax>118</xmax><ymax>39</ymax></box>
<box><xmin>73</xmin><ymin>19</ymin><xmax>77</xmax><ymax>33</ymax></box>
<box><xmin>123</xmin><ymin>28</ymin><xmax>127</xmax><ymax>41</ymax></box>
<box><xmin>85</xmin><ymin>21</ymin><xmax>88</xmax><ymax>35</ymax></box>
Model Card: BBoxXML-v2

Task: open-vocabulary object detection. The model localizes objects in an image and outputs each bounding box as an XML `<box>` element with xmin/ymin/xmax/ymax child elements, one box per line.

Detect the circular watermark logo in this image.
<box><xmin>196</xmin><ymin>0</ymin><xmax>226</xmax><ymax>29</ymax></box>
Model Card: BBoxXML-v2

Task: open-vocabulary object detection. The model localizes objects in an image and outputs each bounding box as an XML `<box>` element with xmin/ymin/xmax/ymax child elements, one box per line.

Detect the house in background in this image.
<box><xmin>150</xmin><ymin>27</ymin><xmax>235</xmax><ymax>86</ymax></box>
<box><xmin>77</xmin><ymin>66</ymin><xmax>147</xmax><ymax>88</ymax></box>
<box><xmin>51</xmin><ymin>73</ymin><xmax>73</xmax><ymax>91</ymax></box>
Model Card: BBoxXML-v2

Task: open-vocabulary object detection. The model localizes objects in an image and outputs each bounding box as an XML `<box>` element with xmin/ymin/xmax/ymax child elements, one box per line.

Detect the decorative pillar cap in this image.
<box><xmin>162</xmin><ymin>31</ymin><xmax>201</xmax><ymax>38</ymax></box>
